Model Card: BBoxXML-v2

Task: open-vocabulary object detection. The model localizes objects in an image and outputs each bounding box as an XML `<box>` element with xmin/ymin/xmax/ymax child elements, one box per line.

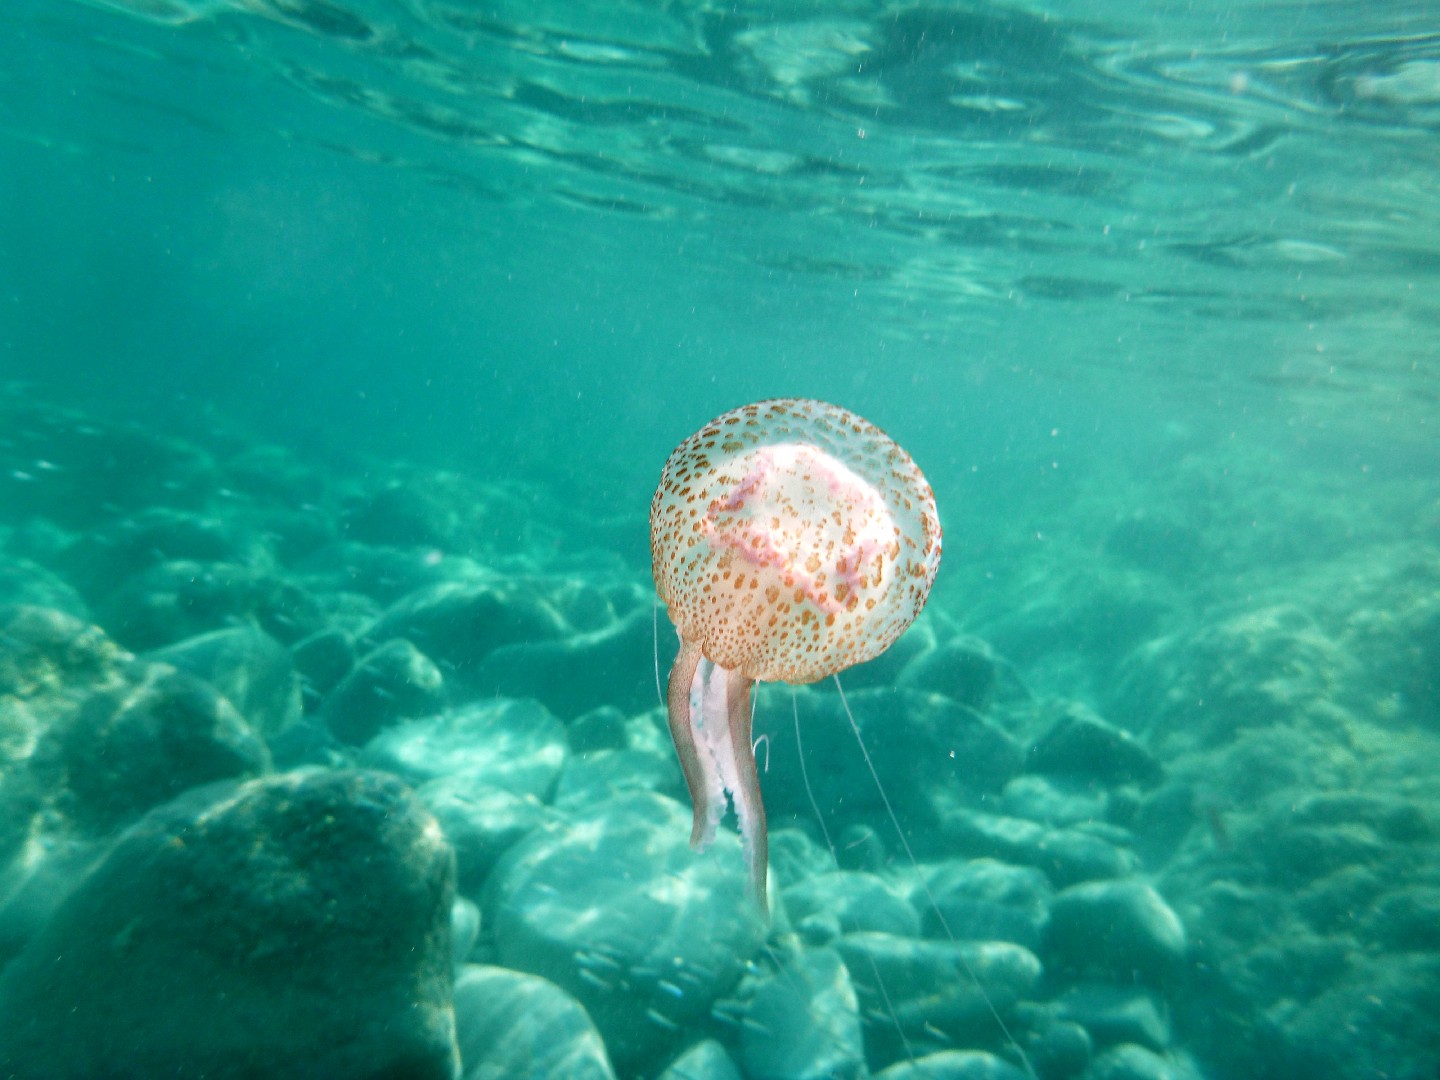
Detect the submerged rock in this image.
<box><xmin>943</xmin><ymin>810</ymin><xmax>1139</xmax><ymax>886</ymax></box>
<box><xmin>1084</xmin><ymin>1044</ymin><xmax>1204</xmax><ymax>1080</ymax></box>
<box><xmin>147</xmin><ymin>624</ymin><xmax>301</xmax><ymax>737</ymax></box>
<box><xmin>98</xmin><ymin>559</ymin><xmax>325</xmax><ymax>651</ymax></box>
<box><xmin>897</xmin><ymin>636</ymin><xmax>1001</xmax><ymax>711</ymax></box>
<box><xmin>552</xmin><ymin>746</ymin><xmax>680</xmax><ymax>808</ymax></box>
<box><xmin>0</xmin><ymin>605</ymin><xmax>129</xmax><ymax>707</ymax></box>
<box><xmin>921</xmin><ymin>859</ymin><xmax>1053</xmax><ymax>951</ymax></box>
<box><xmin>741</xmin><ymin>947</ymin><xmax>865</xmax><ymax>1080</ymax></box>
<box><xmin>289</xmin><ymin>627</ymin><xmax>355</xmax><ymax>707</ymax></box>
<box><xmin>1026</xmin><ymin>704</ymin><xmax>1162</xmax><ymax>789</ymax></box>
<box><xmin>0</xmin><ymin>405</ymin><xmax>216</xmax><ymax>528</ymax></box>
<box><xmin>33</xmin><ymin>662</ymin><xmax>270</xmax><ymax>836</ymax></box>
<box><xmin>0</xmin><ymin>559</ymin><xmax>87</xmax><ymax>619</ymax></box>
<box><xmin>370</xmin><ymin>580</ymin><xmax>569</xmax><ymax>681</ymax></box>
<box><xmin>323</xmin><ymin>637</ymin><xmax>444</xmax><ymax>744</ymax></box>
<box><xmin>54</xmin><ymin>507</ymin><xmax>264</xmax><ymax>603</ymax></box>
<box><xmin>783</xmin><ymin>870</ymin><xmax>920</xmax><ymax>941</ymax></box>
<box><xmin>0</xmin><ymin>769</ymin><xmax>460</xmax><ymax>1079</ymax></box>
<box><xmin>473</xmin><ymin>604</ymin><xmax>657</xmax><ymax>719</ymax></box>
<box><xmin>364</xmin><ymin>697</ymin><xmax>567</xmax><ymax>801</ymax></box>
<box><xmin>753</xmin><ymin>687</ymin><xmax>1024</xmax><ymax>856</ymax></box>
<box><xmin>1055</xmin><ymin>982</ymin><xmax>1172</xmax><ymax>1052</ymax></box>
<box><xmin>1044</xmin><ymin>881</ymin><xmax>1187</xmax><ymax>986</ymax></box>
<box><xmin>483</xmin><ymin>792</ymin><xmax>765</xmax><ymax>1074</ymax></box>
<box><xmin>417</xmin><ymin>773</ymin><xmax>554</xmax><ymax>896</ymax></box>
<box><xmin>657</xmin><ymin>1039</ymin><xmax>744</xmax><ymax>1080</ymax></box>
<box><xmin>453</xmin><ymin>964</ymin><xmax>614</xmax><ymax>1080</ymax></box>
<box><xmin>873</xmin><ymin>1050</ymin><xmax>1032</xmax><ymax>1080</ymax></box>
<box><xmin>834</xmin><ymin>932</ymin><xmax>1041</xmax><ymax>1066</ymax></box>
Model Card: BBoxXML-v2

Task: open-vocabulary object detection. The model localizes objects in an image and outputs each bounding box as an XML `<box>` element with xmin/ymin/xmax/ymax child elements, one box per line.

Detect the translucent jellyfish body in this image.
<box><xmin>650</xmin><ymin>398</ymin><xmax>941</xmax><ymax>909</ymax></box>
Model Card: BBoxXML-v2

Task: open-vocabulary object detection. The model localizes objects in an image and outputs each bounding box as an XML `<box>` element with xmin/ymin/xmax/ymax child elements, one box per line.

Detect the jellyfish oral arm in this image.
<box><xmin>664</xmin><ymin>639</ymin><xmax>769</xmax><ymax>911</ymax></box>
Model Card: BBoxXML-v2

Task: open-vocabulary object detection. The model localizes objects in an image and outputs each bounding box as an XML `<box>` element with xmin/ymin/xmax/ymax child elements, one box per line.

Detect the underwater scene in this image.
<box><xmin>1</xmin><ymin>0</ymin><xmax>1438</xmax><ymax>1077</ymax></box>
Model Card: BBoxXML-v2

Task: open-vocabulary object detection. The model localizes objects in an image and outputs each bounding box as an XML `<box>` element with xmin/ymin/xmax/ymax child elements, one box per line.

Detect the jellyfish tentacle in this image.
<box><xmin>721</xmin><ymin>670</ymin><xmax>767</xmax><ymax>912</ymax></box>
<box><xmin>665</xmin><ymin>638</ymin><xmax>708</xmax><ymax>843</ymax></box>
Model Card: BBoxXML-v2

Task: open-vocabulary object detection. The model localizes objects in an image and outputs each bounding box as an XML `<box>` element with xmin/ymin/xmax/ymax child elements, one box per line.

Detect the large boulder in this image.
<box><xmin>0</xmin><ymin>769</ymin><xmax>459</xmax><ymax>1079</ymax></box>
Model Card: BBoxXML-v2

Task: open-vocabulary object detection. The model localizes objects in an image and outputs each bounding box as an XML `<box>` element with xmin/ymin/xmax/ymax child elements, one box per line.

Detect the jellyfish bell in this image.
<box><xmin>650</xmin><ymin>398</ymin><xmax>942</xmax><ymax>910</ymax></box>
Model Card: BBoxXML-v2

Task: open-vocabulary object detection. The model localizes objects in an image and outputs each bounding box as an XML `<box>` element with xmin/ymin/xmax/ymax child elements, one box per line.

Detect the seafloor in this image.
<box><xmin>0</xmin><ymin>391</ymin><xmax>1436</xmax><ymax>1080</ymax></box>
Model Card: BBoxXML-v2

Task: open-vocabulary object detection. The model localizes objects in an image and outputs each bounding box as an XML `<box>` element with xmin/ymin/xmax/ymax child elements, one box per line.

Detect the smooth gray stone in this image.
<box><xmin>553</xmin><ymin>746</ymin><xmax>680</xmax><ymax>808</ymax></box>
<box><xmin>1084</xmin><ymin>1044</ymin><xmax>1204</xmax><ymax>1080</ymax></box>
<box><xmin>370</xmin><ymin>580</ymin><xmax>569</xmax><ymax>678</ymax></box>
<box><xmin>453</xmin><ymin>964</ymin><xmax>614</xmax><ymax>1080</ymax></box>
<box><xmin>834</xmin><ymin>932</ymin><xmax>1041</xmax><ymax>1055</ymax></box>
<box><xmin>323</xmin><ymin>637</ymin><xmax>445</xmax><ymax>744</ymax></box>
<box><xmin>417</xmin><ymin>773</ymin><xmax>553</xmax><ymax>895</ymax></box>
<box><xmin>1045</xmin><ymin>881</ymin><xmax>1187</xmax><ymax>985</ymax></box>
<box><xmin>0</xmin><ymin>835</ymin><xmax>103</xmax><ymax>968</ymax></box>
<box><xmin>483</xmin><ymin>792</ymin><xmax>765</xmax><ymax>1074</ymax></box>
<box><xmin>568</xmin><ymin>705</ymin><xmax>630</xmax><ymax>752</ymax></box>
<box><xmin>0</xmin><ymin>559</ymin><xmax>86</xmax><ymax>618</ymax></box>
<box><xmin>366</xmin><ymin>697</ymin><xmax>567</xmax><ymax>801</ymax></box>
<box><xmin>874</xmin><ymin>1050</ymin><xmax>1032</xmax><ymax>1080</ymax></box>
<box><xmin>0</xmin><ymin>406</ymin><xmax>215</xmax><ymax>528</ymax></box>
<box><xmin>34</xmin><ymin>662</ymin><xmax>270</xmax><ymax>835</ymax></box>
<box><xmin>290</xmin><ymin>627</ymin><xmax>355</xmax><ymax>705</ymax></box>
<box><xmin>0</xmin><ymin>770</ymin><xmax>460</xmax><ymax>1080</ymax></box>
<box><xmin>148</xmin><ymin>625</ymin><xmax>301</xmax><ymax>736</ymax></box>
<box><xmin>769</xmin><ymin>827</ymin><xmax>833</xmax><ymax>890</ymax></box>
<box><xmin>1056</xmin><ymin>983</ymin><xmax>1171</xmax><ymax>1052</ymax></box>
<box><xmin>451</xmin><ymin>898</ymin><xmax>481</xmax><ymax>968</ymax></box>
<box><xmin>1026</xmin><ymin>1017</ymin><xmax>1093</xmax><ymax>1078</ymax></box>
<box><xmin>943</xmin><ymin>810</ymin><xmax>1139</xmax><ymax>886</ymax></box>
<box><xmin>1038</xmin><ymin>826</ymin><xmax>1141</xmax><ymax>887</ymax></box>
<box><xmin>55</xmin><ymin>507</ymin><xmax>259</xmax><ymax>601</ymax></box>
<box><xmin>783</xmin><ymin>871</ymin><xmax>920</xmax><ymax>939</ymax></box>
<box><xmin>1026</xmin><ymin>705</ymin><xmax>1162</xmax><ymax>788</ymax></box>
<box><xmin>341</xmin><ymin>482</ymin><xmax>458</xmax><ymax>549</ymax></box>
<box><xmin>299</xmin><ymin>541</ymin><xmax>485</xmax><ymax>604</ymax></box>
<box><xmin>473</xmin><ymin>605</ymin><xmax>656</xmax><ymax>719</ymax></box>
<box><xmin>922</xmin><ymin>858</ymin><xmax>1052</xmax><ymax>950</ymax></box>
<box><xmin>897</xmin><ymin>637</ymin><xmax>1000</xmax><ymax>711</ymax></box>
<box><xmin>657</xmin><ymin>1039</ymin><xmax>743</xmax><ymax>1080</ymax></box>
<box><xmin>741</xmin><ymin>948</ymin><xmax>864</xmax><ymax>1080</ymax></box>
<box><xmin>1000</xmin><ymin>774</ymin><xmax>1107</xmax><ymax>828</ymax></box>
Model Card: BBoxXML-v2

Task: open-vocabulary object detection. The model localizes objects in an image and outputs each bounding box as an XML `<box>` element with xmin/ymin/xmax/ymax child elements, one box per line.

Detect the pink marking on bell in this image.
<box><xmin>711</xmin><ymin>452</ymin><xmax>773</xmax><ymax>514</ymax></box>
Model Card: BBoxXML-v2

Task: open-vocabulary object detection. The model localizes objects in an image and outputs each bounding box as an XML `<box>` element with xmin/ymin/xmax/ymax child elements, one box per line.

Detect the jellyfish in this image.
<box><xmin>650</xmin><ymin>398</ymin><xmax>942</xmax><ymax>911</ymax></box>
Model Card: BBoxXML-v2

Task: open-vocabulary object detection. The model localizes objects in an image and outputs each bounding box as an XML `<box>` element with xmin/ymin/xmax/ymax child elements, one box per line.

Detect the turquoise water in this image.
<box><xmin>0</xmin><ymin>1</ymin><xmax>1437</xmax><ymax>1078</ymax></box>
